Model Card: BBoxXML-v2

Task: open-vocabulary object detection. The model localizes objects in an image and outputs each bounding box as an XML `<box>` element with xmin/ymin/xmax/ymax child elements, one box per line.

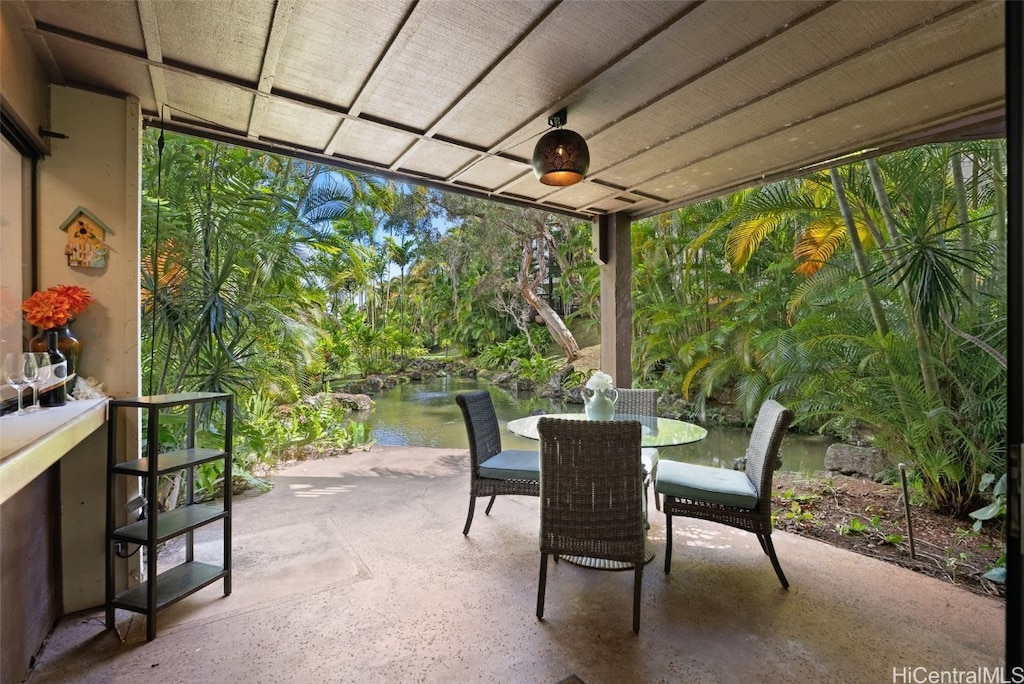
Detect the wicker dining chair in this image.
<box><xmin>615</xmin><ymin>388</ymin><xmax>661</xmax><ymax>511</ymax></box>
<box><xmin>536</xmin><ymin>417</ymin><xmax>647</xmax><ymax>633</ymax></box>
<box><xmin>656</xmin><ymin>399</ymin><xmax>794</xmax><ymax>588</ymax></box>
<box><xmin>455</xmin><ymin>391</ymin><xmax>540</xmax><ymax>536</ymax></box>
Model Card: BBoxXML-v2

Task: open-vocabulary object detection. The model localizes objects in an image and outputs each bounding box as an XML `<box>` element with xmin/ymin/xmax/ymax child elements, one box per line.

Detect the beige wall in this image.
<box><xmin>38</xmin><ymin>86</ymin><xmax>142</xmax><ymax>400</ymax></box>
<box><xmin>1</xmin><ymin>11</ymin><xmax>143</xmax><ymax>673</ymax></box>
<box><xmin>34</xmin><ymin>86</ymin><xmax>142</xmax><ymax>611</ymax></box>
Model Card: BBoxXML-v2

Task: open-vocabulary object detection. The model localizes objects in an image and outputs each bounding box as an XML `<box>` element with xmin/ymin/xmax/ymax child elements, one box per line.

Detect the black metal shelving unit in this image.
<box><xmin>105</xmin><ymin>392</ymin><xmax>232</xmax><ymax>641</ymax></box>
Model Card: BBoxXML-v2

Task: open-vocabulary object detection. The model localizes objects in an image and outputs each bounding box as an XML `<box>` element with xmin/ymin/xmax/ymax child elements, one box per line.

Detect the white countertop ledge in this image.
<box><xmin>0</xmin><ymin>399</ymin><xmax>108</xmax><ymax>505</ymax></box>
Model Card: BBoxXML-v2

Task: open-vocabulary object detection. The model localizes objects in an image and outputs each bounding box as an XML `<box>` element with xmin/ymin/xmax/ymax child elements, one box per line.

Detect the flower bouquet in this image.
<box><xmin>22</xmin><ymin>284</ymin><xmax>93</xmax><ymax>328</ymax></box>
<box><xmin>23</xmin><ymin>285</ymin><xmax>92</xmax><ymax>394</ymax></box>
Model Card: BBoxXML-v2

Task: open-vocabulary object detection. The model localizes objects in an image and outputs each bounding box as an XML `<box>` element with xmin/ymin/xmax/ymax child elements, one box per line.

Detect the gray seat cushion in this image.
<box><xmin>655</xmin><ymin>460</ymin><xmax>757</xmax><ymax>509</ymax></box>
<box><xmin>479</xmin><ymin>449</ymin><xmax>540</xmax><ymax>480</ymax></box>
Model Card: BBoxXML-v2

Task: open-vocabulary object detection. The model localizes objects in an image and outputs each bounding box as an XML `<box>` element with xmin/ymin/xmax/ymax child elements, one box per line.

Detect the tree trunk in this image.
<box><xmin>864</xmin><ymin>159</ymin><xmax>942</xmax><ymax>401</ymax></box>
<box><xmin>829</xmin><ymin>168</ymin><xmax>889</xmax><ymax>337</ymax></box>
<box><xmin>990</xmin><ymin>141</ymin><xmax>1007</xmax><ymax>276</ymax></box>
<box><xmin>517</xmin><ymin>236</ymin><xmax>580</xmax><ymax>361</ymax></box>
<box><xmin>520</xmin><ymin>284</ymin><xmax>580</xmax><ymax>361</ymax></box>
<box><xmin>950</xmin><ymin>151</ymin><xmax>976</xmax><ymax>302</ymax></box>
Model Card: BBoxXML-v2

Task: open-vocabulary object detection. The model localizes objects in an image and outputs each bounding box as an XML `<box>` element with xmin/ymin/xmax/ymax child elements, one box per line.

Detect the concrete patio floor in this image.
<box><xmin>27</xmin><ymin>446</ymin><xmax>1005</xmax><ymax>683</ymax></box>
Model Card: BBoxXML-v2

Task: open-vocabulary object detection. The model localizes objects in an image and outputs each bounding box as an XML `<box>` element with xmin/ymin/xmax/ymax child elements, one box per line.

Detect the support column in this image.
<box><xmin>595</xmin><ymin>212</ymin><xmax>632</xmax><ymax>386</ymax></box>
<box><xmin>1005</xmin><ymin>0</ymin><xmax>1022</xmax><ymax>668</ymax></box>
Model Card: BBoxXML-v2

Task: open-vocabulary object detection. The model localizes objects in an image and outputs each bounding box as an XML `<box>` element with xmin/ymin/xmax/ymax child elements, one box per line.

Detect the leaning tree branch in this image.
<box><xmin>940</xmin><ymin>310</ymin><xmax>1007</xmax><ymax>369</ymax></box>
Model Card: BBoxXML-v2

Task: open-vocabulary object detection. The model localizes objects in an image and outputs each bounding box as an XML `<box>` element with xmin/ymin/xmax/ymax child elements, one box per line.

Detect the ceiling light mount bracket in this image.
<box><xmin>547</xmin><ymin>108</ymin><xmax>568</xmax><ymax>129</ymax></box>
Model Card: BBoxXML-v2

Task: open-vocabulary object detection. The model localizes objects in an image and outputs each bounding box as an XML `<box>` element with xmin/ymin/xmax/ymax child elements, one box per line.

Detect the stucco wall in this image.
<box><xmin>36</xmin><ymin>86</ymin><xmax>142</xmax><ymax>612</ymax></box>
<box><xmin>1</xmin><ymin>23</ymin><xmax>143</xmax><ymax>671</ymax></box>
<box><xmin>38</xmin><ymin>86</ymin><xmax>141</xmax><ymax>400</ymax></box>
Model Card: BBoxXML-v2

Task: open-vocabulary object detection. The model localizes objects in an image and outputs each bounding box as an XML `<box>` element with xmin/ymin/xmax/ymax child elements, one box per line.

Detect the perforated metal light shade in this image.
<box><xmin>532</xmin><ymin>128</ymin><xmax>590</xmax><ymax>186</ymax></box>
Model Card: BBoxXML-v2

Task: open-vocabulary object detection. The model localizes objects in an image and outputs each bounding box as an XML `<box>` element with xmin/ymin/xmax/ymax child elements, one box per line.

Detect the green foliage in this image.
<box><xmin>164</xmin><ymin>392</ymin><xmax>376</xmax><ymax>503</ymax></box>
<box><xmin>836</xmin><ymin>517</ymin><xmax>869</xmax><ymax>536</ymax></box>
<box><xmin>780</xmin><ymin>488</ymin><xmax>821</xmax><ymax>506</ymax></box>
<box><xmin>774</xmin><ymin>488</ymin><xmax>820</xmax><ymax>526</ymax></box>
<box><xmin>142</xmin><ymin>131</ymin><xmax>396</xmax><ymax>501</ymax></box>
<box><xmin>258</xmin><ymin>398</ymin><xmax>375</xmax><ymax>459</ymax></box>
<box><xmin>970</xmin><ymin>472</ymin><xmax>1007</xmax><ymax>532</ymax></box>
<box><xmin>782</xmin><ymin>501</ymin><xmax>815</xmax><ymax>523</ymax></box>
<box><xmin>836</xmin><ymin>515</ymin><xmax>881</xmax><ymax>536</ymax></box>
<box><xmin>982</xmin><ymin>565</ymin><xmax>1006</xmax><ymax>583</ymax></box>
<box><xmin>561</xmin><ymin>368</ymin><xmax>588</xmax><ymax>391</ymax></box>
<box><xmin>195</xmin><ymin>460</ymin><xmax>223</xmax><ymax>494</ymax></box>
<box><xmin>476</xmin><ymin>336</ymin><xmax>533</xmax><ymax>370</ymax></box>
<box><xmin>637</xmin><ymin>142</ymin><xmax>1006</xmax><ymax>514</ymax></box>
<box><xmin>514</xmin><ymin>354</ymin><xmax>563</xmax><ymax>385</ymax></box>
<box><xmin>835</xmin><ymin>514</ymin><xmax>902</xmax><ymax>546</ymax></box>
<box><xmin>142</xmin><ymin>131</ymin><xmax>1007</xmax><ymax>518</ymax></box>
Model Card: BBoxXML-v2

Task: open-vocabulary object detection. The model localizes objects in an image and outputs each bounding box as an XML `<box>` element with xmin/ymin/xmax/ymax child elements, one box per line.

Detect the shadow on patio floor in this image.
<box><xmin>28</xmin><ymin>446</ymin><xmax>1004</xmax><ymax>683</ymax></box>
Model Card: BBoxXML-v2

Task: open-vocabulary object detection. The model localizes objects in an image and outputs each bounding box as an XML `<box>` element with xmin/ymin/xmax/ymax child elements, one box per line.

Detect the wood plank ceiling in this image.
<box><xmin>11</xmin><ymin>0</ymin><xmax>1006</xmax><ymax>220</ymax></box>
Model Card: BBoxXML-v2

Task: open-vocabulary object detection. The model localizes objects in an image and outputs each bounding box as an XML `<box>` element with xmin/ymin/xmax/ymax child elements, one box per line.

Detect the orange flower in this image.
<box><xmin>22</xmin><ymin>285</ymin><xmax>92</xmax><ymax>329</ymax></box>
<box><xmin>50</xmin><ymin>284</ymin><xmax>93</xmax><ymax>316</ymax></box>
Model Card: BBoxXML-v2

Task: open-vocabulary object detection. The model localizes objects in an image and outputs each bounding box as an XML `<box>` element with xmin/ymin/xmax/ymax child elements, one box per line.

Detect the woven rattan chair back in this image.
<box><xmin>742</xmin><ymin>399</ymin><xmax>794</xmax><ymax>509</ymax></box>
<box><xmin>536</xmin><ymin>417</ymin><xmax>646</xmax><ymax>632</ymax></box>
<box><xmin>455</xmin><ymin>391</ymin><xmax>539</xmax><ymax>536</ymax></box>
<box><xmin>456</xmin><ymin>390</ymin><xmax>503</xmax><ymax>469</ymax></box>
<box><xmin>658</xmin><ymin>399</ymin><xmax>794</xmax><ymax>588</ymax></box>
<box><xmin>615</xmin><ymin>387</ymin><xmax>660</xmax><ymax>510</ymax></box>
<box><xmin>614</xmin><ymin>388</ymin><xmax>657</xmax><ymax>420</ymax></box>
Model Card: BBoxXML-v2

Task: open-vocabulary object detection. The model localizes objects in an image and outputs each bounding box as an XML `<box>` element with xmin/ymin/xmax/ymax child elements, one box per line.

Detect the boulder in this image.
<box><xmin>305</xmin><ymin>392</ymin><xmax>373</xmax><ymax>412</ymax></box>
<box><xmin>825</xmin><ymin>444</ymin><xmax>891</xmax><ymax>481</ymax></box>
<box><xmin>538</xmin><ymin>365</ymin><xmax>574</xmax><ymax>399</ymax></box>
<box><xmin>331</xmin><ymin>392</ymin><xmax>373</xmax><ymax>412</ymax></box>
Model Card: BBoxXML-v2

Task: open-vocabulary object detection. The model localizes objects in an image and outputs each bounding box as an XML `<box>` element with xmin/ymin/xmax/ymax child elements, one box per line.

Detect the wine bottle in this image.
<box><xmin>39</xmin><ymin>330</ymin><xmax>67</xmax><ymax>407</ymax></box>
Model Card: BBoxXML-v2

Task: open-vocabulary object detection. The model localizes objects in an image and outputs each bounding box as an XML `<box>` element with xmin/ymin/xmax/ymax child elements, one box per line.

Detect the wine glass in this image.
<box><xmin>3</xmin><ymin>352</ymin><xmax>31</xmax><ymax>416</ymax></box>
<box><xmin>24</xmin><ymin>352</ymin><xmax>47</xmax><ymax>411</ymax></box>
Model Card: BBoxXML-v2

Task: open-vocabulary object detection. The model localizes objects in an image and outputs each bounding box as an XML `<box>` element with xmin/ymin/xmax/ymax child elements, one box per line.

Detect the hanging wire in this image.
<box><xmin>147</xmin><ymin>106</ymin><xmax>166</xmax><ymax>396</ymax></box>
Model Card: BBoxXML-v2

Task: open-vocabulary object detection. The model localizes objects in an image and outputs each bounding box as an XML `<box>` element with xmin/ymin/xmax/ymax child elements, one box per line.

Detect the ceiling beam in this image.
<box><xmin>147</xmin><ymin>116</ymin><xmax>597</xmax><ymax>220</ymax></box>
<box><xmin>444</xmin><ymin>1</ymin><xmax>706</xmax><ymax>188</ymax></box>
<box><xmin>632</xmin><ymin>102</ymin><xmax>1006</xmax><ymax>221</ymax></box>
<box><xmin>386</xmin><ymin>0</ymin><xmax>562</xmax><ymax>173</ymax></box>
<box><xmin>619</xmin><ymin>47</ymin><xmax>1004</xmax><ymax>206</ymax></box>
<box><xmin>8</xmin><ymin>0</ymin><xmax>64</xmax><ymax>85</ymax></box>
<box><xmin>247</xmin><ymin>0</ymin><xmax>297</xmax><ymax>139</ymax></box>
<box><xmin>32</xmin><ymin>19</ymin><xmax>534</xmax><ymax>183</ymax></box>
<box><xmin>136</xmin><ymin>0</ymin><xmax>168</xmax><ymax>122</ymax></box>
<box><xmin>572</xmin><ymin>1</ymin><xmax>1001</xmax><ymax>216</ymax></box>
<box><xmin>322</xmin><ymin>0</ymin><xmax>427</xmax><ymax>156</ymax></box>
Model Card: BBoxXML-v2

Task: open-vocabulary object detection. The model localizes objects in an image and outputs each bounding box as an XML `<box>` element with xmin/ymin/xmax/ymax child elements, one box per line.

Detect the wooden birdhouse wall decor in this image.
<box><xmin>60</xmin><ymin>206</ymin><xmax>113</xmax><ymax>269</ymax></box>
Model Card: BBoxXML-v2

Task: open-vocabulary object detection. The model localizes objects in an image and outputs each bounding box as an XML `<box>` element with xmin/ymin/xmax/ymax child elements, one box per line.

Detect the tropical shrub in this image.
<box><xmin>476</xmin><ymin>337</ymin><xmax>529</xmax><ymax>370</ymax></box>
<box><xmin>514</xmin><ymin>354</ymin><xmax>563</xmax><ymax>385</ymax></box>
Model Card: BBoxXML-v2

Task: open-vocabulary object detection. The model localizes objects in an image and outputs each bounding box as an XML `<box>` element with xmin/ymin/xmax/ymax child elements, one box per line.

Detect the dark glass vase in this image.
<box><xmin>30</xmin><ymin>320</ymin><xmax>81</xmax><ymax>394</ymax></box>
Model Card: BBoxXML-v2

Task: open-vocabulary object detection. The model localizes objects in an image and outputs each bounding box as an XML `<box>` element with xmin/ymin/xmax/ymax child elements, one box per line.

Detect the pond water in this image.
<box><xmin>353</xmin><ymin>376</ymin><xmax>830</xmax><ymax>473</ymax></box>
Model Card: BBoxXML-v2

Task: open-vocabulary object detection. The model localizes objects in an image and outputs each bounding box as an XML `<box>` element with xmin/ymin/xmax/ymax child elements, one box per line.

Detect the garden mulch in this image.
<box><xmin>771</xmin><ymin>472</ymin><xmax>1005</xmax><ymax>599</ymax></box>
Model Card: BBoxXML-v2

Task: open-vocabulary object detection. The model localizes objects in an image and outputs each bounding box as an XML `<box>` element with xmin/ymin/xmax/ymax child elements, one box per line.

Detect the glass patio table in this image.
<box><xmin>506</xmin><ymin>412</ymin><xmax>707</xmax><ymax>570</ymax></box>
<box><xmin>505</xmin><ymin>412</ymin><xmax>707</xmax><ymax>447</ymax></box>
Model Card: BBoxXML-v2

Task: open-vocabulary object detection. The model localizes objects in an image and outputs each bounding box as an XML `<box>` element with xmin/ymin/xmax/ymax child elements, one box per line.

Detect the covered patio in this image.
<box><xmin>0</xmin><ymin>1</ymin><xmax>1018</xmax><ymax>681</ymax></box>
<box><xmin>28</xmin><ymin>446</ymin><xmax>1004</xmax><ymax>683</ymax></box>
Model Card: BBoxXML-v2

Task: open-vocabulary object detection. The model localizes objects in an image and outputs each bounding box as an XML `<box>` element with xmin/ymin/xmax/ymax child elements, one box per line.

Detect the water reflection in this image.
<box><xmin>356</xmin><ymin>377</ymin><xmax>829</xmax><ymax>473</ymax></box>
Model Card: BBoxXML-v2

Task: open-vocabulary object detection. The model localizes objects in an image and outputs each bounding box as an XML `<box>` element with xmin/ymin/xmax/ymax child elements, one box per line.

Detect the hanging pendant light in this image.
<box><xmin>532</xmin><ymin>108</ymin><xmax>589</xmax><ymax>186</ymax></box>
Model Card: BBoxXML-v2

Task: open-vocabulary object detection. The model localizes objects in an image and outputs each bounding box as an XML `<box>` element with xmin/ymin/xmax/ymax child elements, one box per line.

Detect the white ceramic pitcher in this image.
<box><xmin>582</xmin><ymin>387</ymin><xmax>618</xmax><ymax>421</ymax></box>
